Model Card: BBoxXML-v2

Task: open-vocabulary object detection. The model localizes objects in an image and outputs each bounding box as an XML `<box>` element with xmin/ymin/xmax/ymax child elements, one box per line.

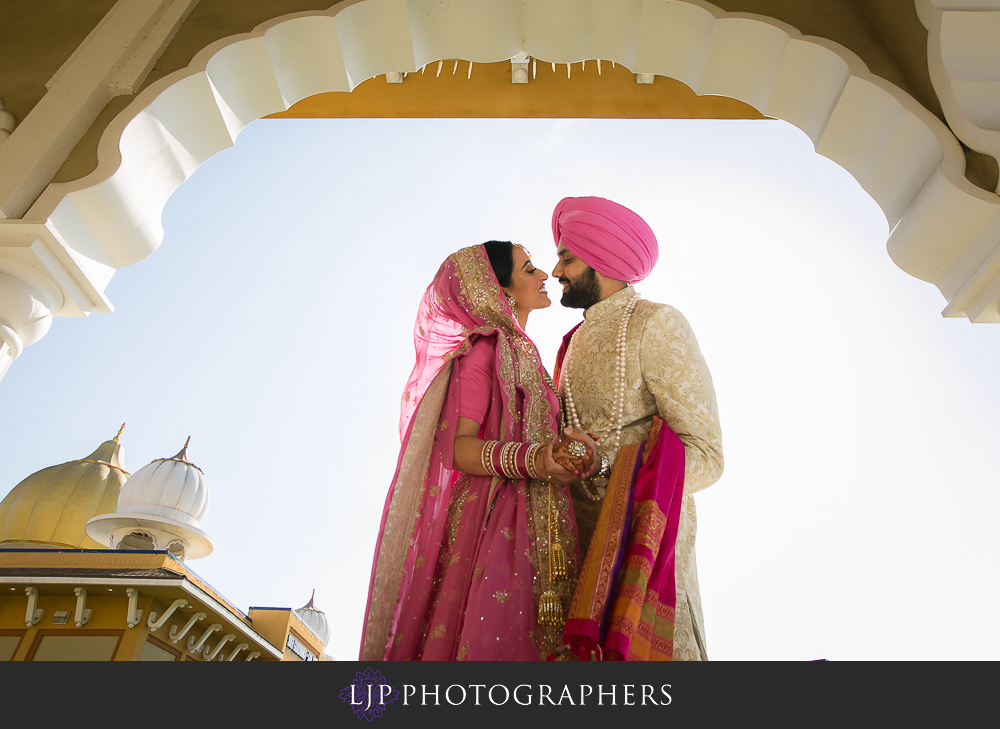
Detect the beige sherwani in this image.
<box><xmin>558</xmin><ymin>286</ymin><xmax>724</xmax><ymax>661</ymax></box>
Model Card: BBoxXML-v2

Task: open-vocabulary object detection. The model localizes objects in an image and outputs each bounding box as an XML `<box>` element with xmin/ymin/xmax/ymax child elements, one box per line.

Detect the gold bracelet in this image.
<box><xmin>502</xmin><ymin>441</ymin><xmax>521</xmax><ymax>480</ymax></box>
<box><xmin>489</xmin><ymin>440</ymin><xmax>503</xmax><ymax>477</ymax></box>
<box><xmin>525</xmin><ymin>443</ymin><xmax>542</xmax><ymax>480</ymax></box>
<box><xmin>481</xmin><ymin>440</ymin><xmax>500</xmax><ymax>477</ymax></box>
<box><xmin>500</xmin><ymin>441</ymin><xmax>515</xmax><ymax>480</ymax></box>
<box><xmin>494</xmin><ymin>441</ymin><xmax>509</xmax><ymax>479</ymax></box>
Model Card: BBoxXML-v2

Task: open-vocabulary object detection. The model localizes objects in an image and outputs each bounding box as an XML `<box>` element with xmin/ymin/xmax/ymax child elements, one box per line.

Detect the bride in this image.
<box><xmin>360</xmin><ymin>241</ymin><xmax>595</xmax><ymax>660</ymax></box>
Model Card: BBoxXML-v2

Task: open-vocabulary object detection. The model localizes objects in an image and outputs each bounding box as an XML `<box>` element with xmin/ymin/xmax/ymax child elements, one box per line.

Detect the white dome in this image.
<box><xmin>295</xmin><ymin>591</ymin><xmax>330</xmax><ymax>648</ymax></box>
<box><xmin>117</xmin><ymin>440</ymin><xmax>209</xmax><ymax>526</ymax></box>
<box><xmin>86</xmin><ymin>438</ymin><xmax>213</xmax><ymax>560</ymax></box>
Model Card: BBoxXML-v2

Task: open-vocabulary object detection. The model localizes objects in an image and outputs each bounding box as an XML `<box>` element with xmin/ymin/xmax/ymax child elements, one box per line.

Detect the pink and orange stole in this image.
<box><xmin>561</xmin><ymin>416</ymin><xmax>686</xmax><ymax>661</ymax></box>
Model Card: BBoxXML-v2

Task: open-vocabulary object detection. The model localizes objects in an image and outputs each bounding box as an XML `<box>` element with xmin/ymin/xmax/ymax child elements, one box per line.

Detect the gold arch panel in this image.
<box><xmin>268</xmin><ymin>60</ymin><xmax>766</xmax><ymax>120</ymax></box>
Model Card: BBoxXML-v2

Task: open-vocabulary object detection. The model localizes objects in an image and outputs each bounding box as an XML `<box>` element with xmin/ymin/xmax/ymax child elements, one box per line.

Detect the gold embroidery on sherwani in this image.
<box><xmin>557</xmin><ymin>286</ymin><xmax>723</xmax><ymax>661</ymax></box>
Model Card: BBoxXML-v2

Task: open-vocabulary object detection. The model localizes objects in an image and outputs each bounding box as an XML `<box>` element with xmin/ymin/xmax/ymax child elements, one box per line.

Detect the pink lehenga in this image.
<box><xmin>360</xmin><ymin>245</ymin><xmax>580</xmax><ymax>661</ymax></box>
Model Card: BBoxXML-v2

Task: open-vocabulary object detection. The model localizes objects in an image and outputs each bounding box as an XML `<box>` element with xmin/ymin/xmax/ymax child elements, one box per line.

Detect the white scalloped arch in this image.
<box><xmin>25</xmin><ymin>0</ymin><xmax>1000</xmax><ymax>323</ymax></box>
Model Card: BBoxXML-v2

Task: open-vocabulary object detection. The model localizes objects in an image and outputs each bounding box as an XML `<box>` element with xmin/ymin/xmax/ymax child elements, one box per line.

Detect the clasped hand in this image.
<box><xmin>534</xmin><ymin>427</ymin><xmax>599</xmax><ymax>485</ymax></box>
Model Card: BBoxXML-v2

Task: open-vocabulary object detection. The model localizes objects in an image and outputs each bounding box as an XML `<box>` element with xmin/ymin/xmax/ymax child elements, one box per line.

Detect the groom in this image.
<box><xmin>551</xmin><ymin>196</ymin><xmax>723</xmax><ymax>661</ymax></box>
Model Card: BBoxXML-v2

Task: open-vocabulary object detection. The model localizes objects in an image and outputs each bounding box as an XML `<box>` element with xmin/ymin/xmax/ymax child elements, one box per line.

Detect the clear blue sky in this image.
<box><xmin>2</xmin><ymin>117</ymin><xmax>999</xmax><ymax>660</ymax></box>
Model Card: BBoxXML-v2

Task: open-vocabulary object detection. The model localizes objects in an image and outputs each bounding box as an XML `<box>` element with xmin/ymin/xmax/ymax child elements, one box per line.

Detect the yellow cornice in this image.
<box><xmin>0</xmin><ymin>549</ymin><xmax>172</xmax><ymax>572</ymax></box>
<box><xmin>0</xmin><ymin>549</ymin><xmax>248</xmax><ymax>630</ymax></box>
<box><xmin>267</xmin><ymin>59</ymin><xmax>766</xmax><ymax>121</ymax></box>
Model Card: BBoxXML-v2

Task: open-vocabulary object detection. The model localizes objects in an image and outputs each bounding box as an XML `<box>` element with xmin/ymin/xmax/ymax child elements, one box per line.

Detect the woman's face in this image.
<box><xmin>504</xmin><ymin>245</ymin><xmax>550</xmax><ymax>313</ymax></box>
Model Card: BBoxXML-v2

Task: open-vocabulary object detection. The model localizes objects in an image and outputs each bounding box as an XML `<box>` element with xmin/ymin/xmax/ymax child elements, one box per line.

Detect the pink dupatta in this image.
<box><xmin>361</xmin><ymin>245</ymin><xmax>579</xmax><ymax>661</ymax></box>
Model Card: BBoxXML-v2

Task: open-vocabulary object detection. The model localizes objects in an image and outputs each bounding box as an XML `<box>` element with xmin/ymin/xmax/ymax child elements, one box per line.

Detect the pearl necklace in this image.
<box><xmin>561</xmin><ymin>293</ymin><xmax>642</xmax><ymax>495</ymax></box>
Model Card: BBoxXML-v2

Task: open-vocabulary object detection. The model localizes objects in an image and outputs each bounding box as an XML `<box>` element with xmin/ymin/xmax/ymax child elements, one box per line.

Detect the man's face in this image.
<box><xmin>552</xmin><ymin>243</ymin><xmax>602</xmax><ymax>309</ymax></box>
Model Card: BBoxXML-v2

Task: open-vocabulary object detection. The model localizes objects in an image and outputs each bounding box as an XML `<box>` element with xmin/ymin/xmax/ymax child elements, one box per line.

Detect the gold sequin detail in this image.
<box><xmin>493</xmin><ymin>591</ymin><xmax>510</xmax><ymax>604</ymax></box>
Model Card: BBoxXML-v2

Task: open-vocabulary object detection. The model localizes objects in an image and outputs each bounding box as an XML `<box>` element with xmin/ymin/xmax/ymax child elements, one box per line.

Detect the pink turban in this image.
<box><xmin>551</xmin><ymin>196</ymin><xmax>658</xmax><ymax>283</ymax></box>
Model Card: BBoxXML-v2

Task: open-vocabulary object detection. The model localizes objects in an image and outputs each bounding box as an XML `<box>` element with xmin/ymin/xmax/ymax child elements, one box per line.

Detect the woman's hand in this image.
<box><xmin>552</xmin><ymin>427</ymin><xmax>600</xmax><ymax>478</ymax></box>
<box><xmin>453</xmin><ymin>417</ymin><xmax>599</xmax><ymax>484</ymax></box>
<box><xmin>532</xmin><ymin>443</ymin><xmax>578</xmax><ymax>485</ymax></box>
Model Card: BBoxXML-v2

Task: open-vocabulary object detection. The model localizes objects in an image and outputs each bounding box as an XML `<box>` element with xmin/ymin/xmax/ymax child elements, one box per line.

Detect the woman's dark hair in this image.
<box><xmin>483</xmin><ymin>240</ymin><xmax>515</xmax><ymax>288</ymax></box>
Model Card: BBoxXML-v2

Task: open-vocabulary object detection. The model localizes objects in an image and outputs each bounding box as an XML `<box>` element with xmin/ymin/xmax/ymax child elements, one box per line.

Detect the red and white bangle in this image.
<box><xmin>499</xmin><ymin>442</ymin><xmax>521</xmax><ymax>480</ymax></box>
<box><xmin>483</xmin><ymin>440</ymin><xmax>544</xmax><ymax>481</ymax></box>
<box><xmin>523</xmin><ymin>442</ymin><xmax>543</xmax><ymax>480</ymax></box>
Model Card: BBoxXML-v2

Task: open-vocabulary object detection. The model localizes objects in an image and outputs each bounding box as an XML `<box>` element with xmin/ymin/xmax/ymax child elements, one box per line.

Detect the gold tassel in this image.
<box><xmin>538</xmin><ymin>590</ymin><xmax>564</xmax><ymax>626</ymax></box>
<box><xmin>548</xmin><ymin>483</ymin><xmax>568</xmax><ymax>580</ymax></box>
<box><xmin>550</xmin><ymin>542</ymin><xmax>568</xmax><ymax>581</ymax></box>
<box><xmin>539</xmin><ymin>482</ymin><xmax>565</xmax><ymax>625</ymax></box>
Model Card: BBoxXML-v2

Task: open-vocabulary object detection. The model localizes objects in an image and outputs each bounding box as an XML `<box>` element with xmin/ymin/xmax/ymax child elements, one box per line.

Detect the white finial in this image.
<box><xmin>299</xmin><ymin>589</ymin><xmax>317</xmax><ymax>611</ymax></box>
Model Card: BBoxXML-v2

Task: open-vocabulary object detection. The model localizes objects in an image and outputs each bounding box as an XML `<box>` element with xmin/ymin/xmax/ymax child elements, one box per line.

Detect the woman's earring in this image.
<box><xmin>507</xmin><ymin>295</ymin><xmax>517</xmax><ymax>311</ymax></box>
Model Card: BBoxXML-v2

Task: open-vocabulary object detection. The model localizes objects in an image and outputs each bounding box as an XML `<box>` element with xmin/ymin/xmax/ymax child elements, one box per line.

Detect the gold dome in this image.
<box><xmin>0</xmin><ymin>429</ymin><xmax>129</xmax><ymax>549</ymax></box>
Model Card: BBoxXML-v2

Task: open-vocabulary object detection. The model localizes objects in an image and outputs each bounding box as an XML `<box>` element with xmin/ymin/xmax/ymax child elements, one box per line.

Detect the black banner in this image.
<box><xmin>4</xmin><ymin>658</ymin><xmax>980</xmax><ymax>724</ymax></box>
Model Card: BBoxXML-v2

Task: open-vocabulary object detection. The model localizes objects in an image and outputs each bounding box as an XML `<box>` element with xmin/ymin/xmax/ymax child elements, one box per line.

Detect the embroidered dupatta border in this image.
<box><xmin>361</xmin><ymin>363</ymin><xmax>452</xmax><ymax>661</ymax></box>
<box><xmin>564</xmin><ymin>442</ymin><xmax>643</xmax><ymax>643</ymax></box>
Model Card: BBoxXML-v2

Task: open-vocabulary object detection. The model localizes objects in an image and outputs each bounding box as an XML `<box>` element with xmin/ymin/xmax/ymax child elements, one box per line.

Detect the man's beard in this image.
<box><xmin>560</xmin><ymin>267</ymin><xmax>602</xmax><ymax>309</ymax></box>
